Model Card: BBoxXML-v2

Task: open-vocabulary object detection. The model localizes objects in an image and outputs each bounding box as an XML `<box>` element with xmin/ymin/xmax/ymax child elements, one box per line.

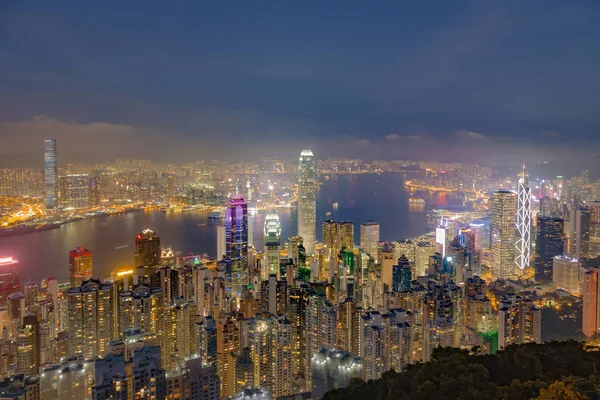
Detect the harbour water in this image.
<box><xmin>0</xmin><ymin>173</ymin><xmax>455</xmax><ymax>284</ymax></box>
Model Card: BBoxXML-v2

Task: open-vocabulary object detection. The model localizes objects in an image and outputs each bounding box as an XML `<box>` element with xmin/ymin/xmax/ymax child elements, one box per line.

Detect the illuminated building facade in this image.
<box><xmin>44</xmin><ymin>138</ymin><xmax>58</xmax><ymax>209</ymax></box>
<box><xmin>515</xmin><ymin>166</ymin><xmax>532</xmax><ymax>273</ymax></box>
<box><xmin>535</xmin><ymin>216</ymin><xmax>564</xmax><ymax>281</ymax></box>
<box><xmin>217</xmin><ymin>225</ymin><xmax>226</xmax><ymax>261</ymax></box>
<box><xmin>498</xmin><ymin>294</ymin><xmax>541</xmax><ymax>349</ymax></box>
<box><xmin>88</xmin><ymin>176</ymin><xmax>101</xmax><ymax>207</ymax></box>
<box><xmin>264</xmin><ymin>214</ymin><xmax>281</xmax><ymax>278</ymax></box>
<box><xmin>360</xmin><ymin>221</ymin><xmax>379</xmax><ymax>258</ymax></box>
<box><xmin>552</xmin><ymin>256</ymin><xmax>580</xmax><ymax>295</ymax></box>
<box><xmin>491</xmin><ymin>191</ymin><xmax>517</xmax><ymax>280</ymax></box>
<box><xmin>587</xmin><ymin>201</ymin><xmax>600</xmax><ymax>256</ymax></box>
<box><xmin>69</xmin><ymin>246</ymin><xmax>93</xmax><ymax>287</ymax></box>
<box><xmin>305</xmin><ymin>294</ymin><xmax>337</xmax><ymax>387</ymax></box>
<box><xmin>565</xmin><ymin>207</ymin><xmax>591</xmax><ymax>260</ymax></box>
<box><xmin>0</xmin><ymin>257</ymin><xmax>20</xmax><ymax>304</ymax></box>
<box><xmin>226</xmin><ymin>195</ymin><xmax>249</xmax><ymax>292</ymax></box>
<box><xmin>322</xmin><ymin>220</ymin><xmax>354</xmax><ymax>260</ymax></box>
<box><xmin>135</xmin><ymin>229</ymin><xmax>161</xmax><ymax>277</ymax></box>
<box><xmin>311</xmin><ymin>347</ymin><xmax>362</xmax><ymax>399</ymax></box>
<box><xmin>582</xmin><ymin>267</ymin><xmax>600</xmax><ymax>337</ymax></box>
<box><xmin>59</xmin><ymin>174</ymin><xmax>89</xmax><ymax>210</ymax></box>
<box><xmin>298</xmin><ymin>150</ymin><xmax>316</xmax><ymax>255</ymax></box>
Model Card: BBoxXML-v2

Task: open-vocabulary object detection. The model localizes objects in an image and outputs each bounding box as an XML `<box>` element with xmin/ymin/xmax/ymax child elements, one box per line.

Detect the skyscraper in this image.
<box><xmin>59</xmin><ymin>174</ymin><xmax>90</xmax><ymax>210</ymax></box>
<box><xmin>360</xmin><ymin>221</ymin><xmax>380</xmax><ymax>258</ymax></box>
<box><xmin>264</xmin><ymin>214</ymin><xmax>281</xmax><ymax>278</ymax></box>
<box><xmin>135</xmin><ymin>229</ymin><xmax>161</xmax><ymax>277</ymax></box>
<box><xmin>552</xmin><ymin>256</ymin><xmax>580</xmax><ymax>295</ymax></box>
<box><xmin>565</xmin><ymin>207</ymin><xmax>591</xmax><ymax>260</ymax></box>
<box><xmin>535</xmin><ymin>216</ymin><xmax>564</xmax><ymax>281</ymax></box>
<box><xmin>0</xmin><ymin>257</ymin><xmax>20</xmax><ymax>304</ymax></box>
<box><xmin>497</xmin><ymin>294</ymin><xmax>541</xmax><ymax>349</ymax></box>
<box><xmin>226</xmin><ymin>195</ymin><xmax>249</xmax><ymax>292</ymax></box>
<box><xmin>491</xmin><ymin>190</ymin><xmax>517</xmax><ymax>280</ymax></box>
<box><xmin>217</xmin><ymin>225</ymin><xmax>226</xmax><ymax>261</ymax></box>
<box><xmin>582</xmin><ymin>267</ymin><xmax>600</xmax><ymax>337</ymax></box>
<box><xmin>322</xmin><ymin>220</ymin><xmax>354</xmax><ymax>260</ymax></box>
<box><xmin>298</xmin><ymin>150</ymin><xmax>316</xmax><ymax>255</ymax></box>
<box><xmin>515</xmin><ymin>166</ymin><xmax>532</xmax><ymax>273</ymax></box>
<box><xmin>69</xmin><ymin>246</ymin><xmax>93</xmax><ymax>287</ymax></box>
<box><xmin>44</xmin><ymin>138</ymin><xmax>58</xmax><ymax>209</ymax></box>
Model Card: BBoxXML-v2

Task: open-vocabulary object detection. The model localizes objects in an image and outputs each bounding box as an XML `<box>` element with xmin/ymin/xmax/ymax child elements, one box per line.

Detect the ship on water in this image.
<box><xmin>408</xmin><ymin>197</ymin><xmax>425</xmax><ymax>205</ymax></box>
<box><xmin>208</xmin><ymin>211</ymin><xmax>223</xmax><ymax>220</ymax></box>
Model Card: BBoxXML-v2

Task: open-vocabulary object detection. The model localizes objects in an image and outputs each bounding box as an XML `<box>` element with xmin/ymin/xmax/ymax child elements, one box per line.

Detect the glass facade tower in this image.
<box><xmin>298</xmin><ymin>150</ymin><xmax>316</xmax><ymax>255</ymax></box>
<box><xmin>44</xmin><ymin>139</ymin><xmax>58</xmax><ymax>209</ymax></box>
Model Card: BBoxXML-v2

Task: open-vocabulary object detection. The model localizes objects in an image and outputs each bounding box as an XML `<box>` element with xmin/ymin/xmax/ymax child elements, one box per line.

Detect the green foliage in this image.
<box><xmin>322</xmin><ymin>341</ymin><xmax>600</xmax><ymax>400</ymax></box>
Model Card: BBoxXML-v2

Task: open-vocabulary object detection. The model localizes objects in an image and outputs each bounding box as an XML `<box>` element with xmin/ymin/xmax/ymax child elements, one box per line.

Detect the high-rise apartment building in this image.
<box><xmin>360</xmin><ymin>221</ymin><xmax>380</xmax><ymax>258</ymax></box>
<box><xmin>582</xmin><ymin>267</ymin><xmax>600</xmax><ymax>337</ymax></box>
<box><xmin>264</xmin><ymin>214</ymin><xmax>281</xmax><ymax>278</ymax></box>
<box><xmin>217</xmin><ymin>317</ymin><xmax>240</xmax><ymax>398</ymax></box>
<box><xmin>587</xmin><ymin>201</ymin><xmax>600</xmax><ymax>256</ymax></box>
<box><xmin>67</xmin><ymin>279</ymin><xmax>115</xmax><ymax>359</ymax></box>
<box><xmin>497</xmin><ymin>294</ymin><xmax>541</xmax><ymax>349</ymax></box>
<box><xmin>515</xmin><ymin>166</ymin><xmax>532</xmax><ymax>273</ymax></box>
<box><xmin>322</xmin><ymin>220</ymin><xmax>354</xmax><ymax>260</ymax></box>
<box><xmin>305</xmin><ymin>294</ymin><xmax>337</xmax><ymax>387</ymax></box>
<box><xmin>392</xmin><ymin>256</ymin><xmax>412</xmax><ymax>293</ymax></box>
<box><xmin>69</xmin><ymin>246</ymin><xmax>93</xmax><ymax>287</ymax></box>
<box><xmin>16</xmin><ymin>315</ymin><xmax>40</xmax><ymax>376</ymax></box>
<box><xmin>88</xmin><ymin>176</ymin><xmax>101</xmax><ymax>207</ymax></box>
<box><xmin>491</xmin><ymin>191</ymin><xmax>517</xmax><ymax>280</ymax></box>
<box><xmin>44</xmin><ymin>138</ymin><xmax>58</xmax><ymax>209</ymax></box>
<box><xmin>298</xmin><ymin>150</ymin><xmax>316</xmax><ymax>255</ymax></box>
<box><xmin>564</xmin><ymin>207</ymin><xmax>591</xmax><ymax>260</ymax></box>
<box><xmin>217</xmin><ymin>225</ymin><xmax>226</xmax><ymax>261</ymax></box>
<box><xmin>59</xmin><ymin>174</ymin><xmax>90</xmax><ymax>209</ymax></box>
<box><xmin>135</xmin><ymin>229</ymin><xmax>161</xmax><ymax>277</ymax></box>
<box><xmin>226</xmin><ymin>195</ymin><xmax>249</xmax><ymax>292</ymax></box>
<box><xmin>311</xmin><ymin>347</ymin><xmax>362</xmax><ymax>399</ymax></box>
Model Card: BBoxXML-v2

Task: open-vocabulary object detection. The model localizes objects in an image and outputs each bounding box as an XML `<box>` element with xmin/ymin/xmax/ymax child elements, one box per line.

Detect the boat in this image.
<box><xmin>332</xmin><ymin>202</ymin><xmax>339</xmax><ymax>210</ymax></box>
<box><xmin>208</xmin><ymin>212</ymin><xmax>223</xmax><ymax>220</ymax></box>
<box><xmin>409</xmin><ymin>197</ymin><xmax>426</xmax><ymax>205</ymax></box>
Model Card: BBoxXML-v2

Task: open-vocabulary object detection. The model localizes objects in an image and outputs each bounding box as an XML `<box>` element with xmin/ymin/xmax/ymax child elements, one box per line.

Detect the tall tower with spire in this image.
<box><xmin>515</xmin><ymin>164</ymin><xmax>532</xmax><ymax>275</ymax></box>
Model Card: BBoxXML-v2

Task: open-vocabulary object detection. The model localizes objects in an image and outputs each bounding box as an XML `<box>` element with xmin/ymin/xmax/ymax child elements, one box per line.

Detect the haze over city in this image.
<box><xmin>2</xmin><ymin>2</ymin><xmax>600</xmax><ymax>399</ymax></box>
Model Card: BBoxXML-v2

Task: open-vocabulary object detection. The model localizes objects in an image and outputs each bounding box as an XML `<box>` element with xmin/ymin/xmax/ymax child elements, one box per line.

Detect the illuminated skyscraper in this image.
<box><xmin>565</xmin><ymin>207</ymin><xmax>591</xmax><ymax>259</ymax></box>
<box><xmin>322</xmin><ymin>220</ymin><xmax>354</xmax><ymax>259</ymax></box>
<box><xmin>497</xmin><ymin>294</ymin><xmax>541</xmax><ymax>349</ymax></box>
<box><xmin>226</xmin><ymin>195</ymin><xmax>249</xmax><ymax>292</ymax></box>
<box><xmin>217</xmin><ymin>225</ymin><xmax>226</xmax><ymax>261</ymax></box>
<box><xmin>59</xmin><ymin>174</ymin><xmax>90</xmax><ymax>210</ymax></box>
<box><xmin>135</xmin><ymin>229</ymin><xmax>161</xmax><ymax>277</ymax></box>
<box><xmin>88</xmin><ymin>176</ymin><xmax>101</xmax><ymax>207</ymax></box>
<box><xmin>264</xmin><ymin>214</ymin><xmax>281</xmax><ymax>278</ymax></box>
<box><xmin>535</xmin><ymin>216</ymin><xmax>564</xmax><ymax>281</ymax></box>
<box><xmin>69</xmin><ymin>246</ymin><xmax>93</xmax><ymax>287</ymax></box>
<box><xmin>44</xmin><ymin>138</ymin><xmax>58</xmax><ymax>209</ymax></box>
<box><xmin>298</xmin><ymin>150</ymin><xmax>316</xmax><ymax>255</ymax></box>
<box><xmin>360</xmin><ymin>221</ymin><xmax>379</xmax><ymax>258</ymax></box>
<box><xmin>305</xmin><ymin>294</ymin><xmax>337</xmax><ymax>387</ymax></box>
<box><xmin>515</xmin><ymin>166</ymin><xmax>532</xmax><ymax>273</ymax></box>
<box><xmin>552</xmin><ymin>256</ymin><xmax>580</xmax><ymax>295</ymax></box>
<box><xmin>0</xmin><ymin>257</ymin><xmax>20</xmax><ymax>304</ymax></box>
<box><xmin>491</xmin><ymin>191</ymin><xmax>517</xmax><ymax>280</ymax></box>
<box><xmin>582</xmin><ymin>267</ymin><xmax>600</xmax><ymax>337</ymax></box>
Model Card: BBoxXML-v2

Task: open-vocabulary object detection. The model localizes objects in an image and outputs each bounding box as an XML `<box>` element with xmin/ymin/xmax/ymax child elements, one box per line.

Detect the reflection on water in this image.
<box><xmin>0</xmin><ymin>173</ymin><xmax>438</xmax><ymax>284</ymax></box>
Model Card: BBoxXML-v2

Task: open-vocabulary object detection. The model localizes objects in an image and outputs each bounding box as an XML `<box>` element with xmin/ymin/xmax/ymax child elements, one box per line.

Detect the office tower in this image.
<box><xmin>394</xmin><ymin>239</ymin><xmax>415</xmax><ymax>263</ymax></box>
<box><xmin>435</xmin><ymin>225</ymin><xmax>447</xmax><ymax>257</ymax></box>
<box><xmin>197</xmin><ymin>316</ymin><xmax>218</xmax><ymax>368</ymax></box>
<box><xmin>587</xmin><ymin>201</ymin><xmax>600</xmax><ymax>256</ymax></box>
<box><xmin>423</xmin><ymin>317</ymin><xmax>455</xmax><ymax>362</ymax></box>
<box><xmin>67</xmin><ymin>279</ymin><xmax>114</xmax><ymax>359</ymax></box>
<box><xmin>59</xmin><ymin>174</ymin><xmax>90</xmax><ymax>209</ymax></box>
<box><xmin>88</xmin><ymin>176</ymin><xmax>101</xmax><ymax>207</ymax></box>
<box><xmin>226</xmin><ymin>195</ymin><xmax>249</xmax><ymax>292</ymax></box>
<box><xmin>93</xmin><ymin>345</ymin><xmax>166</xmax><ymax>400</ymax></box>
<box><xmin>264</xmin><ymin>214</ymin><xmax>281</xmax><ymax>278</ymax></box>
<box><xmin>323</xmin><ymin>220</ymin><xmax>354</xmax><ymax>259</ymax></box>
<box><xmin>305</xmin><ymin>294</ymin><xmax>337</xmax><ymax>387</ymax></box>
<box><xmin>491</xmin><ymin>190</ymin><xmax>517</xmax><ymax>280</ymax></box>
<box><xmin>286</xmin><ymin>236</ymin><xmax>303</xmax><ymax>267</ymax></box>
<box><xmin>459</xmin><ymin>227</ymin><xmax>480</xmax><ymax>276</ymax></box>
<box><xmin>552</xmin><ymin>256</ymin><xmax>580</xmax><ymax>295</ymax></box>
<box><xmin>415</xmin><ymin>242</ymin><xmax>436</xmax><ymax>277</ymax></box>
<box><xmin>260</xmin><ymin>275</ymin><xmax>287</xmax><ymax>315</ymax></box>
<box><xmin>565</xmin><ymin>207</ymin><xmax>591</xmax><ymax>260</ymax></box>
<box><xmin>41</xmin><ymin>355</ymin><xmax>95</xmax><ymax>399</ymax></box>
<box><xmin>392</xmin><ymin>255</ymin><xmax>412</xmax><ymax>293</ymax></box>
<box><xmin>0</xmin><ymin>257</ymin><xmax>19</xmax><ymax>304</ymax></box>
<box><xmin>311</xmin><ymin>347</ymin><xmax>363</xmax><ymax>399</ymax></box>
<box><xmin>516</xmin><ymin>166</ymin><xmax>532</xmax><ymax>273</ymax></box>
<box><xmin>470</xmin><ymin>216</ymin><xmax>492</xmax><ymax>250</ymax></box>
<box><xmin>217</xmin><ymin>225</ymin><xmax>226</xmax><ymax>261</ymax></box>
<box><xmin>298</xmin><ymin>150</ymin><xmax>316</xmax><ymax>255</ymax></box>
<box><xmin>360</xmin><ymin>221</ymin><xmax>380</xmax><ymax>258</ymax></box>
<box><xmin>16</xmin><ymin>315</ymin><xmax>40</xmax><ymax>376</ymax></box>
<box><xmin>535</xmin><ymin>216</ymin><xmax>564</xmax><ymax>281</ymax></box>
<box><xmin>337</xmin><ymin>298</ymin><xmax>360</xmax><ymax>355</ymax></box>
<box><xmin>135</xmin><ymin>229</ymin><xmax>161</xmax><ymax>277</ymax></box>
<box><xmin>497</xmin><ymin>294</ymin><xmax>541</xmax><ymax>349</ymax></box>
<box><xmin>246</xmin><ymin>314</ymin><xmax>293</xmax><ymax>398</ymax></box>
<box><xmin>217</xmin><ymin>317</ymin><xmax>240</xmax><ymax>398</ymax></box>
<box><xmin>69</xmin><ymin>246</ymin><xmax>93</xmax><ymax>287</ymax></box>
<box><xmin>44</xmin><ymin>138</ymin><xmax>58</xmax><ymax>209</ymax></box>
<box><xmin>582</xmin><ymin>267</ymin><xmax>600</xmax><ymax>337</ymax></box>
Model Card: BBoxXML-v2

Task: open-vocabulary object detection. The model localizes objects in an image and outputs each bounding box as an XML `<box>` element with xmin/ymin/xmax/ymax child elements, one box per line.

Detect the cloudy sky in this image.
<box><xmin>1</xmin><ymin>1</ymin><xmax>599</xmax><ymax>166</ymax></box>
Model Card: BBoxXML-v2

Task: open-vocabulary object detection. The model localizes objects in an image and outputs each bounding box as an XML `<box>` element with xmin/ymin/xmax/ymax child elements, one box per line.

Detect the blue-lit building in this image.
<box><xmin>44</xmin><ymin>138</ymin><xmax>58</xmax><ymax>209</ymax></box>
<box><xmin>392</xmin><ymin>255</ymin><xmax>412</xmax><ymax>292</ymax></box>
